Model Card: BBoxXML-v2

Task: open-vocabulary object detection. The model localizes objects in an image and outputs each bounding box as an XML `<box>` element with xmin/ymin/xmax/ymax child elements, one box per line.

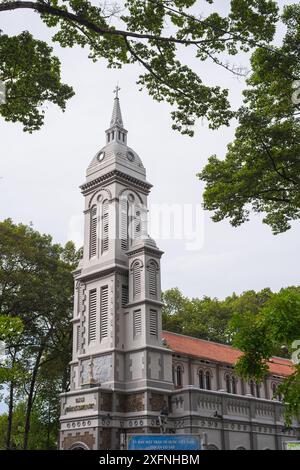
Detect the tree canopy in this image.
<box><xmin>0</xmin><ymin>0</ymin><xmax>281</xmax><ymax>134</ymax></box>
<box><xmin>0</xmin><ymin>219</ymin><xmax>81</xmax><ymax>449</ymax></box>
<box><xmin>199</xmin><ymin>4</ymin><xmax>300</xmax><ymax>233</ymax></box>
<box><xmin>162</xmin><ymin>286</ymin><xmax>273</xmax><ymax>343</ymax></box>
<box><xmin>1</xmin><ymin>1</ymin><xmax>299</xmax><ymax>231</ymax></box>
<box><xmin>229</xmin><ymin>287</ymin><xmax>300</xmax><ymax>424</ymax></box>
<box><xmin>163</xmin><ymin>286</ymin><xmax>300</xmax><ymax>423</ymax></box>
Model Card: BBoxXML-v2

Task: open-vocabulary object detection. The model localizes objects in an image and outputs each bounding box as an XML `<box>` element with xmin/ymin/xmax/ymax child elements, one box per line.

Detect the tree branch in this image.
<box><xmin>0</xmin><ymin>1</ymin><xmax>228</xmax><ymax>47</ymax></box>
<box><xmin>259</xmin><ymin>139</ymin><xmax>299</xmax><ymax>186</ymax></box>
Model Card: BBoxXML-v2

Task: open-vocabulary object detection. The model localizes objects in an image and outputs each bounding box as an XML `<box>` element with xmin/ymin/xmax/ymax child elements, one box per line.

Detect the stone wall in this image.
<box><xmin>61</xmin><ymin>430</ymin><xmax>96</xmax><ymax>450</ymax></box>
<box><xmin>117</xmin><ymin>392</ymin><xmax>145</xmax><ymax>412</ymax></box>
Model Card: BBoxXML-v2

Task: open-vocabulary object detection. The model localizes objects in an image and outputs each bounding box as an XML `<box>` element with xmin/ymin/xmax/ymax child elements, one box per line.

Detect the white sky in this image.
<box><xmin>0</xmin><ymin>1</ymin><xmax>299</xmax><ymax>302</ymax></box>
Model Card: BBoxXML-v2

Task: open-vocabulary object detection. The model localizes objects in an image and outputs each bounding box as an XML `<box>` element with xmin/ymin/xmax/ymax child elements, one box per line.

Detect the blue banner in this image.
<box><xmin>127</xmin><ymin>434</ymin><xmax>201</xmax><ymax>451</ymax></box>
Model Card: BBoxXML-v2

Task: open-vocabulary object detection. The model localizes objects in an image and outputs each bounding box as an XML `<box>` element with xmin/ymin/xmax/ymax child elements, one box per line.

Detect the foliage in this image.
<box><xmin>0</xmin><ymin>219</ymin><xmax>81</xmax><ymax>449</ymax></box>
<box><xmin>0</xmin><ymin>31</ymin><xmax>74</xmax><ymax>132</ymax></box>
<box><xmin>229</xmin><ymin>287</ymin><xmax>300</xmax><ymax>423</ymax></box>
<box><xmin>162</xmin><ymin>286</ymin><xmax>273</xmax><ymax>343</ymax></box>
<box><xmin>0</xmin><ymin>400</ymin><xmax>58</xmax><ymax>450</ymax></box>
<box><xmin>199</xmin><ymin>4</ymin><xmax>300</xmax><ymax>233</ymax></box>
<box><xmin>0</xmin><ymin>0</ymin><xmax>282</xmax><ymax>134</ymax></box>
<box><xmin>163</xmin><ymin>286</ymin><xmax>300</xmax><ymax>422</ymax></box>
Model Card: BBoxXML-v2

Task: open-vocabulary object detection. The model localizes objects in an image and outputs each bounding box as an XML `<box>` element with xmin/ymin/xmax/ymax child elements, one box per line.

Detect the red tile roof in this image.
<box><xmin>163</xmin><ymin>331</ymin><xmax>294</xmax><ymax>377</ymax></box>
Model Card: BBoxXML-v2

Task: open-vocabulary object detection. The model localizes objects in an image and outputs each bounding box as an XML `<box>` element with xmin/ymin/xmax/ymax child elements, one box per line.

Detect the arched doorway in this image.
<box><xmin>69</xmin><ymin>442</ymin><xmax>90</xmax><ymax>450</ymax></box>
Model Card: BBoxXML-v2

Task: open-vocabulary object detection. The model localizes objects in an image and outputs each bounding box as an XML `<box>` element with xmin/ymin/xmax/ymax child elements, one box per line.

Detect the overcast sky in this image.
<box><xmin>1</xmin><ymin>1</ymin><xmax>299</xmax><ymax>302</ymax></box>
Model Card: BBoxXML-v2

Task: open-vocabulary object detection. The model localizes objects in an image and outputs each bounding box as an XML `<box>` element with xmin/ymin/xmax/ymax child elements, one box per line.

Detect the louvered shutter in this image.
<box><xmin>133</xmin><ymin>310</ymin><xmax>142</xmax><ymax>336</ymax></box>
<box><xmin>149</xmin><ymin>309</ymin><xmax>158</xmax><ymax>337</ymax></box>
<box><xmin>101</xmin><ymin>200</ymin><xmax>109</xmax><ymax>253</ymax></box>
<box><xmin>90</xmin><ymin>206</ymin><xmax>97</xmax><ymax>257</ymax></box>
<box><xmin>120</xmin><ymin>198</ymin><xmax>128</xmax><ymax>251</ymax></box>
<box><xmin>122</xmin><ymin>284</ymin><xmax>129</xmax><ymax>308</ymax></box>
<box><xmin>133</xmin><ymin>262</ymin><xmax>141</xmax><ymax>297</ymax></box>
<box><xmin>148</xmin><ymin>262</ymin><xmax>157</xmax><ymax>298</ymax></box>
<box><xmin>100</xmin><ymin>285</ymin><xmax>109</xmax><ymax>340</ymax></box>
<box><xmin>89</xmin><ymin>289</ymin><xmax>97</xmax><ymax>341</ymax></box>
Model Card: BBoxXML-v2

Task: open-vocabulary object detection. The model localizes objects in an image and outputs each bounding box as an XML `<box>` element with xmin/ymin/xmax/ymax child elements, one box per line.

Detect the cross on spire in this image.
<box><xmin>113</xmin><ymin>84</ymin><xmax>121</xmax><ymax>99</ymax></box>
<box><xmin>107</xmin><ymin>85</ymin><xmax>126</xmax><ymax>141</ymax></box>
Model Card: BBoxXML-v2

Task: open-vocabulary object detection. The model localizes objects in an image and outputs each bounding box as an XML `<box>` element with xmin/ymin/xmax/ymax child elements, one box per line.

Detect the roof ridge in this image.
<box><xmin>163</xmin><ymin>330</ymin><xmax>239</xmax><ymax>351</ymax></box>
<box><xmin>163</xmin><ymin>330</ymin><xmax>293</xmax><ymax>368</ymax></box>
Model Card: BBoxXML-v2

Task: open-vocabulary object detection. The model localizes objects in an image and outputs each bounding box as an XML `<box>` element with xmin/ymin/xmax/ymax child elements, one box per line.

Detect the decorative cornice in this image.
<box><xmin>80</xmin><ymin>170</ymin><xmax>152</xmax><ymax>195</ymax></box>
<box><xmin>125</xmin><ymin>298</ymin><xmax>164</xmax><ymax>308</ymax></box>
<box><xmin>77</xmin><ymin>263</ymin><xmax>128</xmax><ymax>282</ymax></box>
<box><xmin>127</xmin><ymin>245</ymin><xmax>164</xmax><ymax>258</ymax></box>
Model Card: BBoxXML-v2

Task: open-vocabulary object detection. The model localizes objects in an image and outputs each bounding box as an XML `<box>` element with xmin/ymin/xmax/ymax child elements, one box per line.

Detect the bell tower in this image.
<box><xmin>60</xmin><ymin>90</ymin><xmax>173</xmax><ymax>450</ymax></box>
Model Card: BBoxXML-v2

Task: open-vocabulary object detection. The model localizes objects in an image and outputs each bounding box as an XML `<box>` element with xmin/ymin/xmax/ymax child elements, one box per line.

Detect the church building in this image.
<box><xmin>59</xmin><ymin>92</ymin><xmax>299</xmax><ymax>450</ymax></box>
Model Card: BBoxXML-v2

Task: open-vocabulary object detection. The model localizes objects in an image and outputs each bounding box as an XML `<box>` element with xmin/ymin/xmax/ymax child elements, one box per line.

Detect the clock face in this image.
<box><xmin>127</xmin><ymin>151</ymin><xmax>135</xmax><ymax>162</ymax></box>
<box><xmin>97</xmin><ymin>151</ymin><xmax>105</xmax><ymax>162</ymax></box>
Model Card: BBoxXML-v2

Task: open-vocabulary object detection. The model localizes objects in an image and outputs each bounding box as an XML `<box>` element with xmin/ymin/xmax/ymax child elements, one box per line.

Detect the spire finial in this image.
<box><xmin>113</xmin><ymin>84</ymin><xmax>121</xmax><ymax>99</ymax></box>
<box><xmin>109</xmin><ymin>85</ymin><xmax>124</xmax><ymax>128</ymax></box>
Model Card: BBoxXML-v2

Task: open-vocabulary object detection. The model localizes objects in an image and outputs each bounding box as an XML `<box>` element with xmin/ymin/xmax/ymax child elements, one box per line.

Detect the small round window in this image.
<box><xmin>97</xmin><ymin>151</ymin><xmax>105</xmax><ymax>162</ymax></box>
<box><xmin>127</xmin><ymin>151</ymin><xmax>135</xmax><ymax>162</ymax></box>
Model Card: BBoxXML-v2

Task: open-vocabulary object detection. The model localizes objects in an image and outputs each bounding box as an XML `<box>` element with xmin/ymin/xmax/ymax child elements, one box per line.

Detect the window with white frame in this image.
<box><xmin>132</xmin><ymin>260</ymin><xmax>142</xmax><ymax>298</ymax></box>
<box><xmin>88</xmin><ymin>289</ymin><xmax>97</xmax><ymax>342</ymax></box>
<box><xmin>100</xmin><ymin>285</ymin><xmax>109</xmax><ymax>340</ymax></box>
<box><xmin>148</xmin><ymin>260</ymin><xmax>158</xmax><ymax>299</ymax></box>
<box><xmin>90</xmin><ymin>206</ymin><xmax>97</xmax><ymax>258</ymax></box>
<box><xmin>101</xmin><ymin>200</ymin><xmax>109</xmax><ymax>253</ymax></box>
<box><xmin>149</xmin><ymin>309</ymin><xmax>158</xmax><ymax>337</ymax></box>
<box><xmin>133</xmin><ymin>309</ymin><xmax>142</xmax><ymax>337</ymax></box>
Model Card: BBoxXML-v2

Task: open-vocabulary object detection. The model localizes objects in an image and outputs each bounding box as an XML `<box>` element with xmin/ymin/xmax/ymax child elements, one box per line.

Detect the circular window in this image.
<box><xmin>97</xmin><ymin>151</ymin><xmax>105</xmax><ymax>162</ymax></box>
<box><xmin>128</xmin><ymin>194</ymin><xmax>135</xmax><ymax>202</ymax></box>
<box><xmin>127</xmin><ymin>151</ymin><xmax>135</xmax><ymax>162</ymax></box>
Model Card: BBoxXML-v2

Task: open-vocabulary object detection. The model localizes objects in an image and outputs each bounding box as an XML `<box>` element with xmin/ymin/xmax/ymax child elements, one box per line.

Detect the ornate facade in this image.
<box><xmin>59</xmin><ymin>94</ymin><xmax>299</xmax><ymax>450</ymax></box>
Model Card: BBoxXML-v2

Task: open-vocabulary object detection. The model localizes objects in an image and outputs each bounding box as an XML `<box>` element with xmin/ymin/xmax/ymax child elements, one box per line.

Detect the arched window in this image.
<box><xmin>176</xmin><ymin>365</ymin><xmax>183</xmax><ymax>388</ymax></box>
<box><xmin>207</xmin><ymin>444</ymin><xmax>219</xmax><ymax>450</ymax></box>
<box><xmin>232</xmin><ymin>376</ymin><xmax>237</xmax><ymax>394</ymax></box>
<box><xmin>249</xmin><ymin>380</ymin><xmax>260</xmax><ymax>397</ymax></box>
<box><xmin>101</xmin><ymin>200</ymin><xmax>109</xmax><ymax>253</ymax></box>
<box><xmin>90</xmin><ymin>206</ymin><xmax>97</xmax><ymax>257</ymax></box>
<box><xmin>69</xmin><ymin>442</ymin><xmax>90</xmax><ymax>450</ymax></box>
<box><xmin>205</xmin><ymin>371</ymin><xmax>211</xmax><ymax>390</ymax></box>
<box><xmin>148</xmin><ymin>260</ymin><xmax>158</xmax><ymax>299</ymax></box>
<box><xmin>100</xmin><ymin>285</ymin><xmax>109</xmax><ymax>340</ymax></box>
<box><xmin>149</xmin><ymin>309</ymin><xmax>158</xmax><ymax>337</ymax></box>
<box><xmin>199</xmin><ymin>369</ymin><xmax>204</xmax><ymax>389</ymax></box>
<box><xmin>249</xmin><ymin>380</ymin><xmax>255</xmax><ymax>396</ymax></box>
<box><xmin>88</xmin><ymin>289</ymin><xmax>97</xmax><ymax>342</ymax></box>
<box><xmin>134</xmin><ymin>210</ymin><xmax>142</xmax><ymax>238</ymax></box>
<box><xmin>120</xmin><ymin>193</ymin><xmax>139</xmax><ymax>250</ymax></box>
<box><xmin>272</xmin><ymin>382</ymin><xmax>282</xmax><ymax>401</ymax></box>
<box><xmin>225</xmin><ymin>374</ymin><xmax>231</xmax><ymax>394</ymax></box>
<box><xmin>132</xmin><ymin>261</ymin><xmax>142</xmax><ymax>298</ymax></box>
<box><xmin>120</xmin><ymin>197</ymin><xmax>129</xmax><ymax>251</ymax></box>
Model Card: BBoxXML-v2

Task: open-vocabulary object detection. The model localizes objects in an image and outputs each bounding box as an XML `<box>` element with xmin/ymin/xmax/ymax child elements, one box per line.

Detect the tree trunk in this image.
<box><xmin>23</xmin><ymin>347</ymin><xmax>43</xmax><ymax>450</ymax></box>
<box><xmin>6</xmin><ymin>353</ymin><xmax>16</xmax><ymax>450</ymax></box>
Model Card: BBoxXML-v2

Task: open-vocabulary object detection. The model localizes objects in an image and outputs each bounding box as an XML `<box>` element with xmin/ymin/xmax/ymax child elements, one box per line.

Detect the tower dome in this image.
<box><xmin>85</xmin><ymin>86</ymin><xmax>146</xmax><ymax>184</ymax></box>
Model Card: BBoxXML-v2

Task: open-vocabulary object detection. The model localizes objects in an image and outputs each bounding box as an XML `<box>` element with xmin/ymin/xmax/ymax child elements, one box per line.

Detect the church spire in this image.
<box><xmin>110</xmin><ymin>85</ymin><xmax>123</xmax><ymax>127</ymax></box>
<box><xmin>106</xmin><ymin>85</ymin><xmax>127</xmax><ymax>145</ymax></box>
